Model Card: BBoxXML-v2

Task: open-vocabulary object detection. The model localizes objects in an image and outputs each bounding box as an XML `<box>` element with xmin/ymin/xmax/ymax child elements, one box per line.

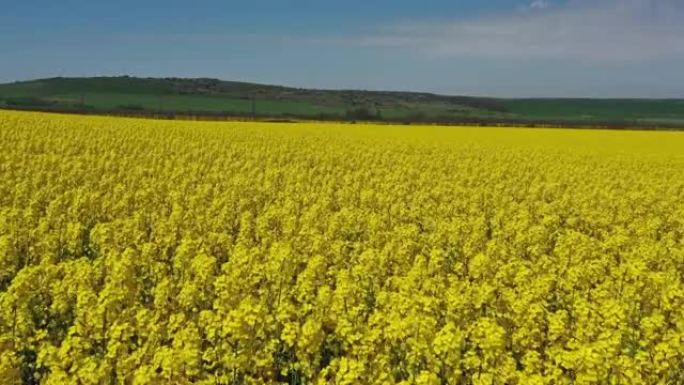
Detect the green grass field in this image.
<box><xmin>1</xmin><ymin>77</ymin><xmax>683</xmax><ymax>127</ymax></box>
<box><xmin>499</xmin><ymin>99</ymin><xmax>684</xmax><ymax>122</ymax></box>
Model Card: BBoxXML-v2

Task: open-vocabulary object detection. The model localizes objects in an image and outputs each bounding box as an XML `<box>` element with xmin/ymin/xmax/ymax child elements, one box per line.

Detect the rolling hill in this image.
<box><xmin>1</xmin><ymin>76</ymin><xmax>683</xmax><ymax>128</ymax></box>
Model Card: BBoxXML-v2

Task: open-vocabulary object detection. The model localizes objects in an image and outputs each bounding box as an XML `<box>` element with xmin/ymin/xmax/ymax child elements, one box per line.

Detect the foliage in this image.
<box><xmin>0</xmin><ymin>110</ymin><xmax>683</xmax><ymax>384</ymax></box>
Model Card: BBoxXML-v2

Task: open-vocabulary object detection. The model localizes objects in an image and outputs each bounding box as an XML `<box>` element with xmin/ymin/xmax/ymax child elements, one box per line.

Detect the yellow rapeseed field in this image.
<box><xmin>0</xmin><ymin>110</ymin><xmax>683</xmax><ymax>385</ymax></box>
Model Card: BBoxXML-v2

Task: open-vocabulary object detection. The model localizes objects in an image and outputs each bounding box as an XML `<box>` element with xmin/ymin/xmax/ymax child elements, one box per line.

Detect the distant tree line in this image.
<box><xmin>1</xmin><ymin>102</ymin><xmax>682</xmax><ymax>131</ymax></box>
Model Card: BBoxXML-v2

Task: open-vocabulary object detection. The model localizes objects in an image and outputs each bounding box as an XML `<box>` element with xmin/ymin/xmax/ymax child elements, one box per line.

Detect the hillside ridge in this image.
<box><xmin>1</xmin><ymin>76</ymin><xmax>683</xmax><ymax>128</ymax></box>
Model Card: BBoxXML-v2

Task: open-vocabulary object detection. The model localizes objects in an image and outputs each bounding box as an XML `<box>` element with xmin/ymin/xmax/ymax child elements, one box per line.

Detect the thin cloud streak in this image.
<box><xmin>357</xmin><ymin>0</ymin><xmax>684</xmax><ymax>62</ymax></box>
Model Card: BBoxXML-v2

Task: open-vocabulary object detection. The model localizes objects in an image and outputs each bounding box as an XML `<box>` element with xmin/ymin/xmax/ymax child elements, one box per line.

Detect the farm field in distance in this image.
<box><xmin>0</xmin><ymin>110</ymin><xmax>683</xmax><ymax>384</ymax></box>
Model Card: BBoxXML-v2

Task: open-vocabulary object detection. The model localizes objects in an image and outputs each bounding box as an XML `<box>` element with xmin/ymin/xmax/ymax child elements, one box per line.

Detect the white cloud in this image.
<box><xmin>528</xmin><ymin>0</ymin><xmax>550</xmax><ymax>10</ymax></box>
<box><xmin>358</xmin><ymin>0</ymin><xmax>684</xmax><ymax>63</ymax></box>
<box><xmin>104</xmin><ymin>0</ymin><xmax>684</xmax><ymax>67</ymax></box>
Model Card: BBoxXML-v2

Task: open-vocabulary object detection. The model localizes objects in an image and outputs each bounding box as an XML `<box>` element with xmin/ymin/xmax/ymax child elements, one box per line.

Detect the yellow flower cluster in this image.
<box><xmin>0</xmin><ymin>110</ymin><xmax>683</xmax><ymax>384</ymax></box>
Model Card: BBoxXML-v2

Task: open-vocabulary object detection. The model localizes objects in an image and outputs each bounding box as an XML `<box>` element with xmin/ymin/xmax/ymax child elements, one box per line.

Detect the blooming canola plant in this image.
<box><xmin>0</xmin><ymin>111</ymin><xmax>682</xmax><ymax>384</ymax></box>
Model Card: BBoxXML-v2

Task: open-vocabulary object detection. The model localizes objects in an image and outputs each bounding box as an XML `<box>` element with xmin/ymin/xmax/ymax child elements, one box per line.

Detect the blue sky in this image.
<box><xmin>1</xmin><ymin>0</ymin><xmax>683</xmax><ymax>97</ymax></box>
